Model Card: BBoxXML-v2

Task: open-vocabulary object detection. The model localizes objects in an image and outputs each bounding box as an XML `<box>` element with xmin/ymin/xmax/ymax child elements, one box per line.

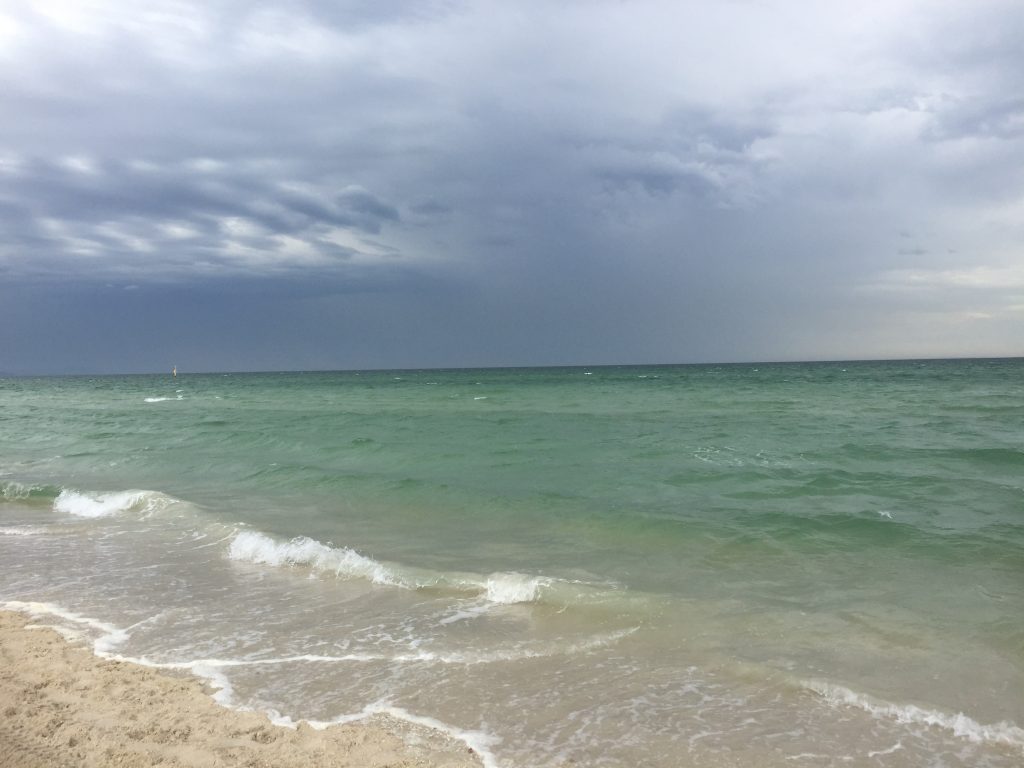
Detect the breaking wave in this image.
<box><xmin>226</xmin><ymin>530</ymin><xmax>603</xmax><ymax>608</ymax></box>
<box><xmin>53</xmin><ymin>489</ymin><xmax>178</xmax><ymax>519</ymax></box>
<box><xmin>0</xmin><ymin>481</ymin><xmax>60</xmax><ymax>502</ymax></box>
<box><xmin>804</xmin><ymin>679</ymin><xmax>1024</xmax><ymax>752</ymax></box>
<box><xmin>227</xmin><ymin>530</ymin><xmax>399</xmax><ymax>586</ymax></box>
<box><xmin>484</xmin><ymin>572</ymin><xmax>549</xmax><ymax>604</ymax></box>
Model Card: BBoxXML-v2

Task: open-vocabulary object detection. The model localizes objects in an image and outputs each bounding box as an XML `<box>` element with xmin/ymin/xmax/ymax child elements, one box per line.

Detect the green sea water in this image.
<box><xmin>1</xmin><ymin>359</ymin><xmax>1022</xmax><ymax>766</ymax></box>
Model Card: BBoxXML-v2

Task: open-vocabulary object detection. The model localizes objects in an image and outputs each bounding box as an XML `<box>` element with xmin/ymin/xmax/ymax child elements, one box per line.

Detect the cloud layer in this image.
<box><xmin>1</xmin><ymin>0</ymin><xmax>1022</xmax><ymax>372</ymax></box>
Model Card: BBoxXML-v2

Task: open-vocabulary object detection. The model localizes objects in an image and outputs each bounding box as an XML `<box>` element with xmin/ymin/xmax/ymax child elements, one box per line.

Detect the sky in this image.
<box><xmin>1</xmin><ymin>0</ymin><xmax>1022</xmax><ymax>374</ymax></box>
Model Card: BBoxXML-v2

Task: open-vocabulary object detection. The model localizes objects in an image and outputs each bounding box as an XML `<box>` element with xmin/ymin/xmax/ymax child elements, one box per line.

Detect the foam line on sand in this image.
<box><xmin>0</xmin><ymin>610</ymin><xmax>483</xmax><ymax>768</ymax></box>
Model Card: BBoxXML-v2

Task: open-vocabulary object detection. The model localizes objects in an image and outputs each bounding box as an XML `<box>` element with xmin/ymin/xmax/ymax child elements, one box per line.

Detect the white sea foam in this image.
<box><xmin>368</xmin><ymin>704</ymin><xmax>502</xmax><ymax>768</ymax></box>
<box><xmin>208</xmin><ymin>628</ymin><xmax>633</xmax><ymax>668</ymax></box>
<box><xmin>0</xmin><ymin>526</ymin><xmax>46</xmax><ymax>536</ymax></box>
<box><xmin>3</xmin><ymin>600</ymin><xmax>636</xmax><ymax>768</ymax></box>
<box><xmin>227</xmin><ymin>530</ymin><xmax>400</xmax><ymax>586</ymax></box>
<box><xmin>484</xmin><ymin>572</ymin><xmax>549</xmax><ymax>604</ymax></box>
<box><xmin>226</xmin><ymin>530</ymin><xmax>592</xmax><ymax>607</ymax></box>
<box><xmin>804</xmin><ymin>679</ymin><xmax>1024</xmax><ymax>751</ymax></box>
<box><xmin>3</xmin><ymin>600</ymin><xmax>129</xmax><ymax>653</ymax></box>
<box><xmin>53</xmin><ymin>488</ymin><xmax>174</xmax><ymax>518</ymax></box>
<box><xmin>0</xmin><ymin>609</ymin><xmax>265</xmax><ymax>713</ymax></box>
<box><xmin>123</xmin><ymin>653</ymin><xmax>504</xmax><ymax>766</ymax></box>
<box><xmin>144</xmin><ymin>396</ymin><xmax>171</xmax><ymax>402</ymax></box>
<box><xmin>437</xmin><ymin>604</ymin><xmax>491</xmax><ymax>625</ymax></box>
<box><xmin>867</xmin><ymin>741</ymin><xmax>903</xmax><ymax>757</ymax></box>
<box><xmin>190</xmin><ymin>663</ymin><xmax>239</xmax><ymax>708</ymax></box>
<box><xmin>270</xmin><ymin>700</ymin><xmax>502</xmax><ymax>768</ymax></box>
<box><xmin>2</xmin><ymin>602</ymin><xmax>506</xmax><ymax>765</ymax></box>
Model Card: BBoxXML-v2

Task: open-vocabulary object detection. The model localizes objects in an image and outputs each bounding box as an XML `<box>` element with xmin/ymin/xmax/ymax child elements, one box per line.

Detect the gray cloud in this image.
<box><xmin>1</xmin><ymin>0</ymin><xmax>1022</xmax><ymax>372</ymax></box>
<box><xmin>0</xmin><ymin>156</ymin><xmax>405</xmax><ymax>278</ymax></box>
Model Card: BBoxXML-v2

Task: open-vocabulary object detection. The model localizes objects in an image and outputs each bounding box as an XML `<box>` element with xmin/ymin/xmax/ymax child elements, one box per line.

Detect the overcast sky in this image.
<box><xmin>1</xmin><ymin>0</ymin><xmax>1022</xmax><ymax>373</ymax></box>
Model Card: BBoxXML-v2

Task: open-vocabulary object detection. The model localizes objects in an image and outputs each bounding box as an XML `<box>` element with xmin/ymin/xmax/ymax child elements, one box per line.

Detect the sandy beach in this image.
<box><xmin>0</xmin><ymin>610</ymin><xmax>483</xmax><ymax>768</ymax></box>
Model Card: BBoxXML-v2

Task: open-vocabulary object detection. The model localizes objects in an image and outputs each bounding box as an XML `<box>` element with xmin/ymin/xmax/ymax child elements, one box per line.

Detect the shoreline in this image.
<box><xmin>0</xmin><ymin>610</ymin><xmax>483</xmax><ymax>768</ymax></box>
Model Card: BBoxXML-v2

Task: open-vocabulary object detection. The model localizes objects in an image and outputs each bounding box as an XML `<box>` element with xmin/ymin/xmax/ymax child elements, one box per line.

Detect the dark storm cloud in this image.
<box><xmin>1</xmin><ymin>0</ymin><xmax>1022</xmax><ymax>372</ymax></box>
<box><xmin>0</xmin><ymin>155</ymin><xmax>404</xmax><ymax>278</ymax></box>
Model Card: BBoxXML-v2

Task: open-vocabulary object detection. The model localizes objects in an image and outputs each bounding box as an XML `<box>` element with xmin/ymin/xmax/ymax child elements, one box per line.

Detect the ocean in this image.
<box><xmin>1</xmin><ymin>359</ymin><xmax>1022</xmax><ymax>767</ymax></box>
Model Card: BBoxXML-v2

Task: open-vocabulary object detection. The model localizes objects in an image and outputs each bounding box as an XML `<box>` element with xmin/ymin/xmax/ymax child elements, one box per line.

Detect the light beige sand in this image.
<box><xmin>0</xmin><ymin>610</ymin><xmax>483</xmax><ymax>768</ymax></box>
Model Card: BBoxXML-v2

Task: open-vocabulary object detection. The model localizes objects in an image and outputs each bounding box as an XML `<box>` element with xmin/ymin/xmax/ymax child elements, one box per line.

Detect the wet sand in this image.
<box><xmin>0</xmin><ymin>610</ymin><xmax>483</xmax><ymax>768</ymax></box>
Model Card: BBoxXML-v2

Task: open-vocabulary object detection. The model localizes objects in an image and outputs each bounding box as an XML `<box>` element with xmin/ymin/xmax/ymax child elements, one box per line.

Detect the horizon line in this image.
<box><xmin>2</xmin><ymin>354</ymin><xmax>1021</xmax><ymax>378</ymax></box>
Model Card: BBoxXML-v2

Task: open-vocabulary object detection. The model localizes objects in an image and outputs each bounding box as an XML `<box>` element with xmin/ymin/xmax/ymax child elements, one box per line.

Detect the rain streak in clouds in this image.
<box><xmin>1</xmin><ymin>0</ymin><xmax>1022</xmax><ymax>372</ymax></box>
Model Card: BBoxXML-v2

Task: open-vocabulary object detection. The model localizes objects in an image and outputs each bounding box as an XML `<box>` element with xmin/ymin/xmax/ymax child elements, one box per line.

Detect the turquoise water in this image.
<box><xmin>2</xmin><ymin>359</ymin><xmax>1022</xmax><ymax>766</ymax></box>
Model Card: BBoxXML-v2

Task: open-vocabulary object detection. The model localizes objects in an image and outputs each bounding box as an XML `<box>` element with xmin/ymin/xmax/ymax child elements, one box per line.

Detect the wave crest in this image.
<box><xmin>0</xmin><ymin>481</ymin><xmax>59</xmax><ymax>501</ymax></box>
<box><xmin>225</xmin><ymin>531</ymin><xmax>597</xmax><ymax>607</ymax></box>
<box><xmin>804</xmin><ymin>679</ymin><xmax>1024</xmax><ymax>751</ymax></box>
<box><xmin>227</xmin><ymin>530</ymin><xmax>399</xmax><ymax>586</ymax></box>
<box><xmin>54</xmin><ymin>489</ymin><xmax>177</xmax><ymax>519</ymax></box>
<box><xmin>484</xmin><ymin>572</ymin><xmax>549</xmax><ymax>604</ymax></box>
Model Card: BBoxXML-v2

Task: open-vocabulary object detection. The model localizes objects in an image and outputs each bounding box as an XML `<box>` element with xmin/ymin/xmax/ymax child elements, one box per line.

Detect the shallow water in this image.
<box><xmin>2</xmin><ymin>360</ymin><xmax>1022</xmax><ymax>766</ymax></box>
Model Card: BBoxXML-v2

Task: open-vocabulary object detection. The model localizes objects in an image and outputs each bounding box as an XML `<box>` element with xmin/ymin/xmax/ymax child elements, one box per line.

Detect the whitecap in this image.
<box><xmin>225</xmin><ymin>531</ymin><xmax>610</xmax><ymax>609</ymax></box>
<box><xmin>484</xmin><ymin>572</ymin><xmax>549</xmax><ymax>604</ymax></box>
<box><xmin>227</xmin><ymin>530</ymin><xmax>400</xmax><ymax>586</ymax></box>
<box><xmin>53</xmin><ymin>488</ymin><xmax>174</xmax><ymax>519</ymax></box>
